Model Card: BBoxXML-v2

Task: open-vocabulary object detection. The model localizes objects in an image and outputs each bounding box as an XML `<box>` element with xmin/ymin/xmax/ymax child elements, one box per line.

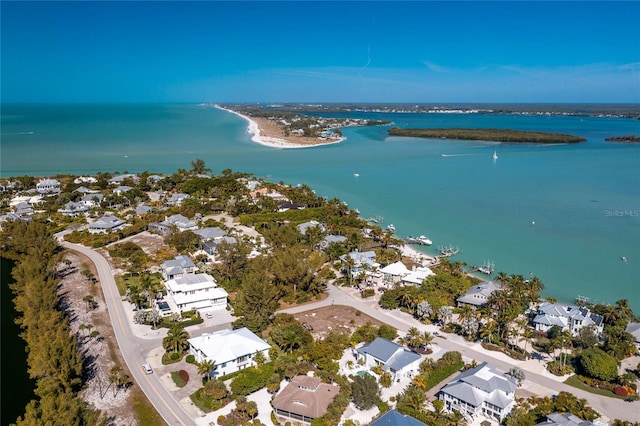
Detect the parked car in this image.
<box><xmin>142</xmin><ymin>363</ymin><xmax>153</xmax><ymax>374</ymax></box>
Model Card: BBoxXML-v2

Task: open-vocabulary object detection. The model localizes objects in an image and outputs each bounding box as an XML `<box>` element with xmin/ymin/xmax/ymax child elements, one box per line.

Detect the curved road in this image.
<box><xmin>283</xmin><ymin>284</ymin><xmax>640</xmax><ymax>422</ymax></box>
<box><xmin>62</xmin><ymin>240</ymin><xmax>638</xmax><ymax>424</ymax></box>
<box><xmin>61</xmin><ymin>241</ymin><xmax>194</xmax><ymax>426</ymax></box>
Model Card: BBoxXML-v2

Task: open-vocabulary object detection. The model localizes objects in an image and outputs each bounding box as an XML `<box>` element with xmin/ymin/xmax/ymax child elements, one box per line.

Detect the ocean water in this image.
<box><xmin>2</xmin><ymin>104</ymin><xmax>639</xmax><ymax>312</ymax></box>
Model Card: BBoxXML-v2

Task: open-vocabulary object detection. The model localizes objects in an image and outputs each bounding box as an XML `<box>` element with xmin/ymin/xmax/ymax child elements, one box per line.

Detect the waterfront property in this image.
<box><xmin>625</xmin><ymin>322</ymin><xmax>640</xmax><ymax>351</ymax></box>
<box><xmin>456</xmin><ymin>281</ymin><xmax>501</xmax><ymax>309</ymax></box>
<box><xmin>164</xmin><ymin>273</ymin><xmax>228</xmax><ymax>312</ymax></box>
<box><xmin>340</xmin><ymin>250</ymin><xmax>379</xmax><ymax>278</ymax></box>
<box><xmin>437</xmin><ymin>361</ymin><xmax>517</xmax><ymax>422</ymax></box>
<box><xmin>271</xmin><ymin>375</ymin><xmax>340</xmax><ymax>424</ymax></box>
<box><xmin>188</xmin><ymin>327</ymin><xmax>270</xmax><ymax>377</ymax></box>
<box><xmin>532</xmin><ymin>302</ymin><xmax>604</xmax><ymax>336</ymax></box>
<box><xmin>355</xmin><ymin>337</ymin><xmax>421</xmax><ymax>381</ymax></box>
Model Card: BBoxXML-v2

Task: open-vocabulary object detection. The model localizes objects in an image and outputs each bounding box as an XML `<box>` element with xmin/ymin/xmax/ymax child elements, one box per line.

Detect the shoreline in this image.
<box><xmin>214</xmin><ymin>105</ymin><xmax>345</xmax><ymax>149</ymax></box>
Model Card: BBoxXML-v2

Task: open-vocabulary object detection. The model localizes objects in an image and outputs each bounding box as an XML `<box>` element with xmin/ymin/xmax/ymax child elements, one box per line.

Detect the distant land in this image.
<box><xmin>251</xmin><ymin>103</ymin><xmax>640</xmax><ymax>119</ymax></box>
<box><xmin>388</xmin><ymin>127</ymin><xmax>587</xmax><ymax>144</ymax></box>
<box><xmin>605</xmin><ymin>134</ymin><xmax>640</xmax><ymax>143</ymax></box>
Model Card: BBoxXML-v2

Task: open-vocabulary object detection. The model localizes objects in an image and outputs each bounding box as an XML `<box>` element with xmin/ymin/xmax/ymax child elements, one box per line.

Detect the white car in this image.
<box><xmin>142</xmin><ymin>363</ymin><xmax>153</xmax><ymax>374</ymax></box>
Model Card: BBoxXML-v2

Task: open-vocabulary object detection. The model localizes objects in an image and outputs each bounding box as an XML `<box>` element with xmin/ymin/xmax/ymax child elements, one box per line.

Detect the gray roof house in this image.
<box><xmin>340</xmin><ymin>250</ymin><xmax>380</xmax><ymax>277</ymax></box>
<box><xmin>203</xmin><ymin>236</ymin><xmax>237</xmax><ymax>256</ymax></box>
<box><xmin>456</xmin><ymin>281</ymin><xmax>501</xmax><ymax>309</ymax></box>
<box><xmin>318</xmin><ymin>234</ymin><xmax>347</xmax><ymax>249</ymax></box>
<box><xmin>108</xmin><ymin>174</ymin><xmax>139</xmax><ymax>185</ymax></box>
<box><xmin>532</xmin><ymin>302</ymin><xmax>604</xmax><ymax>336</ymax></box>
<box><xmin>536</xmin><ymin>412</ymin><xmax>608</xmax><ymax>426</ymax></box>
<box><xmin>297</xmin><ymin>220</ymin><xmax>326</xmax><ymax>235</ymax></box>
<box><xmin>165</xmin><ymin>192</ymin><xmax>190</xmax><ymax>206</ymax></box>
<box><xmin>356</xmin><ymin>337</ymin><xmax>421</xmax><ymax>380</ymax></box>
<box><xmin>160</xmin><ymin>255</ymin><xmax>197</xmax><ymax>280</ymax></box>
<box><xmin>113</xmin><ymin>185</ymin><xmax>133</xmax><ymax>196</ymax></box>
<box><xmin>438</xmin><ymin>361</ymin><xmax>516</xmax><ymax>421</ymax></box>
<box><xmin>625</xmin><ymin>322</ymin><xmax>640</xmax><ymax>351</ymax></box>
<box><xmin>58</xmin><ymin>201</ymin><xmax>89</xmax><ymax>217</ymax></box>
<box><xmin>81</xmin><ymin>193</ymin><xmax>104</xmax><ymax>207</ymax></box>
<box><xmin>36</xmin><ymin>178</ymin><xmax>60</xmax><ymax>195</ymax></box>
<box><xmin>88</xmin><ymin>215</ymin><xmax>126</xmax><ymax>234</ymax></box>
<box><xmin>370</xmin><ymin>410</ymin><xmax>426</xmax><ymax>426</ymax></box>
<box><xmin>193</xmin><ymin>227</ymin><xmax>226</xmax><ymax>242</ymax></box>
<box><xmin>148</xmin><ymin>214</ymin><xmax>197</xmax><ymax>235</ymax></box>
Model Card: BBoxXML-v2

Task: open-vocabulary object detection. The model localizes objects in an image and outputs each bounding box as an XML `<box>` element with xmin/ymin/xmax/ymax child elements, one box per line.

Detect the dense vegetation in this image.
<box><xmin>605</xmin><ymin>134</ymin><xmax>640</xmax><ymax>143</ymax></box>
<box><xmin>0</xmin><ymin>221</ymin><xmax>105</xmax><ymax>425</ymax></box>
<box><xmin>388</xmin><ymin>127</ymin><xmax>587</xmax><ymax>143</ymax></box>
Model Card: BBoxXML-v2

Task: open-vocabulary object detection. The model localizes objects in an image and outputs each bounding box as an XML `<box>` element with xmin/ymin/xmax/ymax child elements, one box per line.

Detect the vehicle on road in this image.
<box><xmin>142</xmin><ymin>363</ymin><xmax>153</xmax><ymax>374</ymax></box>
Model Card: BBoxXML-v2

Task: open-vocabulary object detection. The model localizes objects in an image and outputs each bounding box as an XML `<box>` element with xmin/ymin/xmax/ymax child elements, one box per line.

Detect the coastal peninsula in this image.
<box><xmin>216</xmin><ymin>104</ymin><xmax>390</xmax><ymax>149</ymax></box>
<box><xmin>388</xmin><ymin>127</ymin><xmax>587</xmax><ymax>143</ymax></box>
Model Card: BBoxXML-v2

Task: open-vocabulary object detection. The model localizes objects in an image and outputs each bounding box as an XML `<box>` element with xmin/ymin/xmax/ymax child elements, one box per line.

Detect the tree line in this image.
<box><xmin>1</xmin><ymin>220</ymin><xmax>105</xmax><ymax>425</ymax></box>
<box><xmin>388</xmin><ymin>127</ymin><xmax>587</xmax><ymax>143</ymax></box>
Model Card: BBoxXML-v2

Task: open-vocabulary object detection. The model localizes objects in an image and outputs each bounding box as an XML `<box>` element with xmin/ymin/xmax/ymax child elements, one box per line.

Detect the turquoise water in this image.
<box><xmin>2</xmin><ymin>104</ymin><xmax>639</xmax><ymax>312</ymax></box>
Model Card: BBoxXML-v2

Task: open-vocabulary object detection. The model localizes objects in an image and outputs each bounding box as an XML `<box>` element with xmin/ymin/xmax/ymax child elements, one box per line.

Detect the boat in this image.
<box><xmin>386</xmin><ymin>224</ymin><xmax>396</xmax><ymax>233</ymax></box>
<box><xmin>477</xmin><ymin>260</ymin><xmax>495</xmax><ymax>274</ymax></box>
<box><xmin>438</xmin><ymin>245</ymin><xmax>460</xmax><ymax>257</ymax></box>
<box><xmin>366</xmin><ymin>215</ymin><xmax>383</xmax><ymax>224</ymax></box>
<box><xmin>354</xmin><ymin>173</ymin><xmax>360</xmax><ymax>177</ymax></box>
<box><xmin>492</xmin><ymin>151</ymin><xmax>498</xmax><ymax>160</ymax></box>
<box><xmin>405</xmin><ymin>235</ymin><xmax>432</xmax><ymax>246</ymax></box>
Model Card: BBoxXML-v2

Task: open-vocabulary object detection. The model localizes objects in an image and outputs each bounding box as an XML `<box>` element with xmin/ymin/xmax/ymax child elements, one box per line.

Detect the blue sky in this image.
<box><xmin>2</xmin><ymin>1</ymin><xmax>639</xmax><ymax>103</ymax></box>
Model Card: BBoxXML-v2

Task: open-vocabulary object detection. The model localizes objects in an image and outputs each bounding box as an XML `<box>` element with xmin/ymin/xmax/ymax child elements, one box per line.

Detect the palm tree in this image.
<box><xmin>163</xmin><ymin>323</ymin><xmax>190</xmax><ymax>354</ymax></box>
<box><xmin>197</xmin><ymin>359</ymin><xmax>216</xmax><ymax>382</ymax></box>
<box><xmin>405</xmin><ymin>327</ymin><xmax>421</xmax><ymax>349</ymax></box>
<box><xmin>421</xmin><ymin>331</ymin><xmax>434</xmax><ymax>349</ymax></box>
<box><xmin>615</xmin><ymin>299</ymin><xmax>633</xmax><ymax>321</ymax></box>
<box><xmin>344</xmin><ymin>256</ymin><xmax>356</xmax><ymax>286</ymax></box>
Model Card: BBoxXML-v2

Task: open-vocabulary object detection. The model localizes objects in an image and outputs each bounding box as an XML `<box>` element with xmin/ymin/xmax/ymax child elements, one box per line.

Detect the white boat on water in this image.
<box><xmin>406</xmin><ymin>235</ymin><xmax>433</xmax><ymax>246</ymax></box>
<box><xmin>492</xmin><ymin>151</ymin><xmax>498</xmax><ymax>160</ymax></box>
<box><xmin>477</xmin><ymin>260</ymin><xmax>495</xmax><ymax>274</ymax></box>
<box><xmin>438</xmin><ymin>245</ymin><xmax>460</xmax><ymax>256</ymax></box>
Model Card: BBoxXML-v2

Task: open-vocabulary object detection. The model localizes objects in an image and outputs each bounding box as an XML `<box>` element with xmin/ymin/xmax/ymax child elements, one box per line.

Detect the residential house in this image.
<box><xmin>536</xmin><ymin>412</ymin><xmax>608</xmax><ymax>426</ymax></box>
<box><xmin>203</xmin><ymin>236</ymin><xmax>237</xmax><ymax>256</ymax></box>
<box><xmin>193</xmin><ymin>226</ymin><xmax>226</xmax><ymax>242</ymax></box>
<box><xmin>456</xmin><ymin>281</ymin><xmax>501</xmax><ymax>309</ymax></box>
<box><xmin>148</xmin><ymin>214</ymin><xmax>197</xmax><ymax>235</ymax></box>
<box><xmin>164</xmin><ymin>273</ymin><xmax>228</xmax><ymax>312</ymax></box>
<box><xmin>74</xmin><ymin>186</ymin><xmax>99</xmax><ymax>194</ymax></box>
<box><xmin>73</xmin><ymin>176</ymin><xmax>97</xmax><ymax>184</ymax></box>
<box><xmin>438</xmin><ymin>361</ymin><xmax>517</xmax><ymax>421</ymax></box>
<box><xmin>277</xmin><ymin>201</ymin><xmax>305</xmax><ymax>212</ymax></box>
<box><xmin>188</xmin><ymin>327</ymin><xmax>271</xmax><ymax>377</ymax></box>
<box><xmin>380</xmin><ymin>261</ymin><xmax>411</xmax><ymax>286</ymax></box>
<box><xmin>160</xmin><ymin>255</ymin><xmax>197</xmax><ymax>280</ymax></box>
<box><xmin>272</xmin><ymin>375</ymin><xmax>340</xmax><ymax>424</ymax></box>
<box><xmin>135</xmin><ymin>205</ymin><xmax>152</xmax><ymax>216</ymax></box>
<box><xmin>81</xmin><ymin>193</ymin><xmax>104</xmax><ymax>208</ymax></box>
<box><xmin>318</xmin><ymin>234</ymin><xmax>346</xmax><ymax>249</ymax></box>
<box><xmin>108</xmin><ymin>174</ymin><xmax>138</xmax><ymax>185</ymax></box>
<box><xmin>355</xmin><ymin>337</ymin><xmax>421</xmax><ymax>380</ymax></box>
<box><xmin>297</xmin><ymin>220</ymin><xmax>326</xmax><ymax>235</ymax></box>
<box><xmin>625</xmin><ymin>322</ymin><xmax>640</xmax><ymax>351</ymax></box>
<box><xmin>370</xmin><ymin>410</ymin><xmax>427</xmax><ymax>426</ymax></box>
<box><xmin>401</xmin><ymin>266</ymin><xmax>435</xmax><ymax>286</ymax></box>
<box><xmin>113</xmin><ymin>185</ymin><xmax>133</xmax><ymax>196</ymax></box>
<box><xmin>88</xmin><ymin>215</ymin><xmax>126</xmax><ymax>233</ymax></box>
<box><xmin>532</xmin><ymin>302</ymin><xmax>604</xmax><ymax>336</ymax></box>
<box><xmin>165</xmin><ymin>192</ymin><xmax>190</xmax><ymax>206</ymax></box>
<box><xmin>58</xmin><ymin>201</ymin><xmax>89</xmax><ymax>217</ymax></box>
<box><xmin>36</xmin><ymin>178</ymin><xmax>60</xmax><ymax>195</ymax></box>
<box><xmin>340</xmin><ymin>250</ymin><xmax>379</xmax><ymax>278</ymax></box>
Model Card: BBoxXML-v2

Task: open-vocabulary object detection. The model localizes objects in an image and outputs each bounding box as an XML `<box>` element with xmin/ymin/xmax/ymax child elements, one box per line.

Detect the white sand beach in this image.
<box><xmin>215</xmin><ymin>105</ymin><xmax>345</xmax><ymax>149</ymax></box>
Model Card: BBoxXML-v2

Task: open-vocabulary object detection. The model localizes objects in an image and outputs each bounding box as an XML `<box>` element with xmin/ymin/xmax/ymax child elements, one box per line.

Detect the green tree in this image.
<box><xmin>197</xmin><ymin>359</ymin><xmax>216</xmax><ymax>382</ymax></box>
<box><xmin>163</xmin><ymin>323</ymin><xmax>190</xmax><ymax>354</ymax></box>
<box><xmin>190</xmin><ymin>158</ymin><xmax>211</xmax><ymax>174</ymax></box>
<box><xmin>378</xmin><ymin>324</ymin><xmax>398</xmax><ymax>341</ymax></box>
<box><xmin>236</xmin><ymin>271</ymin><xmax>279</xmax><ymax>333</ymax></box>
<box><xmin>580</xmin><ymin>347</ymin><xmax>618</xmax><ymax>381</ymax></box>
<box><xmin>203</xmin><ymin>379</ymin><xmax>228</xmax><ymax>400</ymax></box>
<box><xmin>351</xmin><ymin>374</ymin><xmax>380</xmax><ymax>410</ymax></box>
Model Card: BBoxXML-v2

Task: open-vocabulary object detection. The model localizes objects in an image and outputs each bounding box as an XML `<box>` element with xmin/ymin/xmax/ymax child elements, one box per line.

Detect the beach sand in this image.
<box><xmin>216</xmin><ymin>105</ymin><xmax>345</xmax><ymax>149</ymax></box>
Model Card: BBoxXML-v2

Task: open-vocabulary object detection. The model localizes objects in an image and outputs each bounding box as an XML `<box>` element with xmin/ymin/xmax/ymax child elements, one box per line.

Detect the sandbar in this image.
<box><xmin>215</xmin><ymin>105</ymin><xmax>345</xmax><ymax>149</ymax></box>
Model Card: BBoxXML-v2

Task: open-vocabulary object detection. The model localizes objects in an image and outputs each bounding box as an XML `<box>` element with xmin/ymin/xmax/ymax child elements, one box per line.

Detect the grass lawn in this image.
<box><xmin>564</xmin><ymin>375</ymin><xmax>627</xmax><ymax>400</ymax></box>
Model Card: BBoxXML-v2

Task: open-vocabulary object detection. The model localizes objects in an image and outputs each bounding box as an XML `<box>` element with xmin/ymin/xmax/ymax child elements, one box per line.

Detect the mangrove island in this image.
<box><xmin>388</xmin><ymin>127</ymin><xmax>587</xmax><ymax>143</ymax></box>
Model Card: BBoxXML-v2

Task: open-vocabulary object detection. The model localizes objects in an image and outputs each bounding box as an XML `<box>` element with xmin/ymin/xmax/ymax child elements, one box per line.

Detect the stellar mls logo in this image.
<box><xmin>604</xmin><ymin>209</ymin><xmax>639</xmax><ymax>217</ymax></box>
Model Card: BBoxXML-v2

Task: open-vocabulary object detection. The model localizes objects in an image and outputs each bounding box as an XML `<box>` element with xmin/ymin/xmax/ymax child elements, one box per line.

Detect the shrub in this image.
<box><xmin>361</xmin><ymin>289</ymin><xmax>375</xmax><ymax>298</ymax></box>
<box><xmin>614</xmin><ymin>386</ymin><xmax>636</xmax><ymax>397</ymax></box>
<box><xmin>171</xmin><ymin>352</ymin><xmax>180</xmax><ymax>360</ymax></box>
<box><xmin>580</xmin><ymin>347</ymin><xmax>618</xmax><ymax>382</ymax></box>
<box><xmin>230</xmin><ymin>364</ymin><xmax>275</xmax><ymax>395</ymax></box>
<box><xmin>179</xmin><ymin>369</ymin><xmax>189</xmax><ymax>384</ymax></box>
<box><xmin>186</xmin><ymin>354</ymin><xmax>196</xmax><ymax>364</ymax></box>
<box><xmin>171</xmin><ymin>370</ymin><xmax>188</xmax><ymax>388</ymax></box>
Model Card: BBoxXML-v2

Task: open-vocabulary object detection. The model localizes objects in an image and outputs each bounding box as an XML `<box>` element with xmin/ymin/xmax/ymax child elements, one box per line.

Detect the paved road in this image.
<box><xmin>61</xmin><ymin>241</ymin><xmax>194</xmax><ymax>426</ymax></box>
<box><xmin>283</xmin><ymin>284</ymin><xmax>640</xmax><ymax>423</ymax></box>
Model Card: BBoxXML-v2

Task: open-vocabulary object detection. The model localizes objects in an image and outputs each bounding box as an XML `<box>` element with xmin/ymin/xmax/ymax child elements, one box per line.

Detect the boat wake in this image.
<box><xmin>441</xmin><ymin>153</ymin><xmax>481</xmax><ymax>157</ymax></box>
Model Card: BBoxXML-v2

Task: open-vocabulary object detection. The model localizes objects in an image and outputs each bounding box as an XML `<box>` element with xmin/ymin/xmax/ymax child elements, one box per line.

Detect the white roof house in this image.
<box><xmin>401</xmin><ymin>266</ymin><xmax>435</xmax><ymax>286</ymax></box>
<box><xmin>438</xmin><ymin>361</ymin><xmax>517</xmax><ymax>421</ymax></box>
<box><xmin>456</xmin><ymin>281</ymin><xmax>501</xmax><ymax>308</ymax></box>
<box><xmin>164</xmin><ymin>273</ymin><xmax>228</xmax><ymax>312</ymax></box>
<box><xmin>297</xmin><ymin>220</ymin><xmax>326</xmax><ymax>235</ymax></box>
<box><xmin>356</xmin><ymin>337</ymin><xmax>422</xmax><ymax>380</ymax></box>
<box><xmin>88</xmin><ymin>215</ymin><xmax>126</xmax><ymax>234</ymax></box>
<box><xmin>188</xmin><ymin>327</ymin><xmax>271</xmax><ymax>377</ymax></box>
<box><xmin>532</xmin><ymin>302</ymin><xmax>604</xmax><ymax>336</ymax></box>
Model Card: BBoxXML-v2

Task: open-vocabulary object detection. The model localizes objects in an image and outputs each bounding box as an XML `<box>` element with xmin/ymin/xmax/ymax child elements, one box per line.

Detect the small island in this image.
<box><xmin>605</xmin><ymin>134</ymin><xmax>640</xmax><ymax>143</ymax></box>
<box><xmin>388</xmin><ymin>127</ymin><xmax>587</xmax><ymax>143</ymax></box>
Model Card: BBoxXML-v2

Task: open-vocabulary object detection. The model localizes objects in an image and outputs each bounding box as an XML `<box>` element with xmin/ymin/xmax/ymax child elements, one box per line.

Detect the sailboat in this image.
<box><xmin>492</xmin><ymin>151</ymin><xmax>498</xmax><ymax>160</ymax></box>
